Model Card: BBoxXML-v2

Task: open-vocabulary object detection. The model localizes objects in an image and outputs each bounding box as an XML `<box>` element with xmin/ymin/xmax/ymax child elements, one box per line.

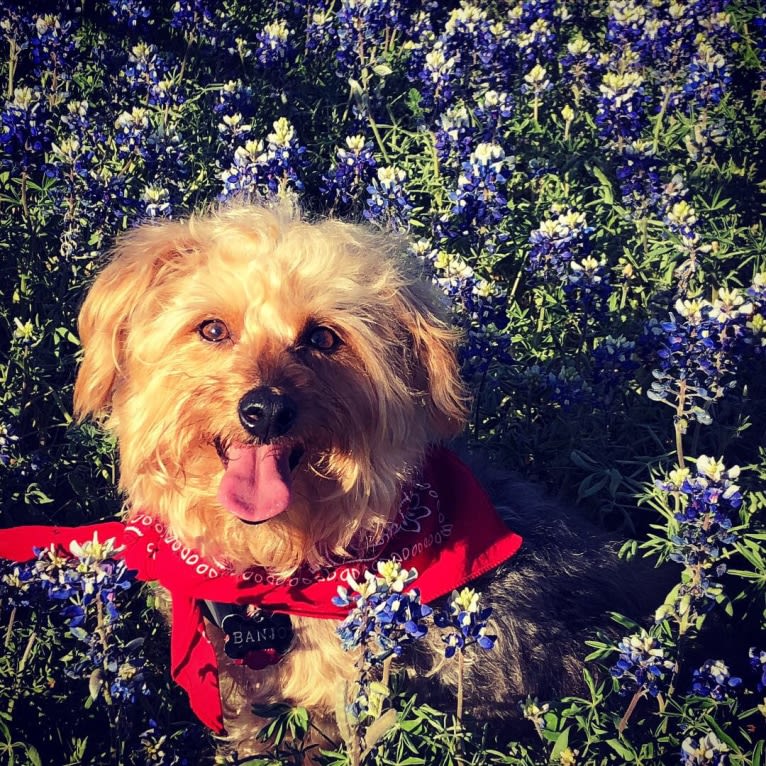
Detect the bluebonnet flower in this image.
<box><xmin>114</xmin><ymin>106</ymin><xmax>150</xmax><ymax>158</ymax></box>
<box><xmin>517</xmin><ymin>18</ymin><xmax>557</xmax><ymax>67</ymax></box>
<box><xmin>364</xmin><ymin>165</ymin><xmax>413</xmax><ymax>230</ymax></box>
<box><xmin>434</xmin><ymin>587</ymin><xmax>495</xmax><ymax>658</ymax></box>
<box><xmin>545</xmin><ymin>364</ymin><xmax>592</xmax><ymax>410</ymax></box>
<box><xmin>170</xmin><ymin>0</ymin><xmax>218</xmax><ymax>44</ymax></box>
<box><xmin>610</xmin><ymin>630</ymin><xmax>675</xmax><ymax>697</ymax></box>
<box><xmin>446</xmin><ymin>141</ymin><xmax>511</xmax><ymax>251</ymax></box>
<box><xmin>528</xmin><ymin>209</ymin><xmax>594</xmax><ymax>278</ymax></box>
<box><xmin>30</xmin><ymin>13</ymin><xmax>77</xmax><ymax>82</ymax></box>
<box><xmin>749</xmin><ymin>648</ymin><xmax>766</xmax><ymax>692</ymax></box>
<box><xmin>665</xmin><ymin>199</ymin><xmax>699</xmax><ymax>241</ymax></box>
<box><xmin>680</xmin><ymin>731</ymin><xmax>730</xmax><ymax>765</ymax></box>
<box><xmin>754</xmin><ymin>14</ymin><xmax>766</xmax><ymax>89</ymax></box>
<box><xmin>520</xmin><ymin>697</ymin><xmax>550</xmax><ymax>735</ymax></box>
<box><xmin>647</xmin><ymin>291</ymin><xmax>753</xmax><ymax>425</ymax></box>
<box><xmin>108</xmin><ymin>0</ymin><xmax>153</xmax><ymax>31</ymax></box>
<box><xmin>220</xmin><ymin>139</ymin><xmax>265</xmax><ymax>199</ymax></box>
<box><xmin>441</xmin><ymin>2</ymin><xmax>497</xmax><ymax>89</ymax></box>
<box><xmin>334</xmin><ymin>561</ymin><xmax>432</xmax><ymax>663</ymax></box>
<box><xmin>615</xmin><ymin>140</ymin><xmax>663</xmax><ymax>218</ymax></box>
<box><xmin>12</xmin><ymin>317</ymin><xmax>37</xmax><ymax>347</ymax></box>
<box><xmin>414</xmin><ymin>41</ymin><xmax>461</xmax><ymax>115</ymax></box>
<box><xmin>321</xmin><ymin>134</ymin><xmax>377</xmax><ymax>212</ymax></box>
<box><xmin>214</xmin><ymin>79</ymin><xmax>255</xmax><ymax>119</ymax></box>
<box><xmin>605</xmin><ymin>0</ymin><xmax>673</xmax><ymax>64</ymax></box>
<box><xmin>683</xmin><ymin>41</ymin><xmax>731</xmax><ymax>108</ymax></box>
<box><xmin>564</xmin><ymin>255</ymin><xmax>613</xmax><ymax>319</ymax></box>
<box><xmin>473</xmin><ymin>89</ymin><xmax>513</xmax><ymax>141</ymax></box>
<box><xmin>0</xmin><ymin>420</ymin><xmax>19</xmax><ymax>467</ymax></box>
<box><xmin>14</xmin><ymin>534</ymin><xmax>148</xmax><ymax>710</ymax></box>
<box><xmin>138</xmin><ymin>719</ymin><xmax>180</xmax><ymax>765</ymax></box>
<box><xmin>655</xmin><ymin>457</ymin><xmax>741</xmax><ymax>621</ymax></box>
<box><xmin>684</xmin><ymin>113</ymin><xmax>728</xmax><ymax>163</ymax></box>
<box><xmin>560</xmin><ymin>35</ymin><xmax>602</xmax><ymax>106</ymax></box>
<box><xmin>305</xmin><ymin>3</ymin><xmax>338</xmax><ymax>57</ymax></box>
<box><xmin>745</xmin><ymin>273</ymin><xmax>766</xmax><ymax>352</ymax></box>
<box><xmin>0</xmin><ymin>560</ymin><xmax>38</xmax><ymax>608</ymax></box>
<box><xmin>255</xmin><ymin>19</ymin><xmax>294</xmax><ymax>68</ymax></box>
<box><xmin>433</xmin><ymin>102</ymin><xmax>474</xmax><ymax>166</ymax></box>
<box><xmin>1</xmin><ymin>86</ymin><xmax>52</xmax><ymax>171</ymax></box>
<box><xmin>258</xmin><ymin>116</ymin><xmax>306</xmax><ymax>197</ymax></box>
<box><xmin>220</xmin><ymin>117</ymin><xmax>306</xmax><ymax>200</ymax></box>
<box><xmin>141</xmin><ymin>184</ymin><xmax>173</xmax><ymax>218</ymax></box>
<box><xmin>122</xmin><ymin>43</ymin><xmax>180</xmax><ymax>108</ymax></box>
<box><xmin>411</xmin><ymin>242</ymin><xmax>510</xmax><ymax>377</ymax></box>
<box><xmin>592</xmin><ymin>335</ymin><xmax>639</xmax><ymax>391</ymax></box>
<box><xmin>522</xmin><ymin>63</ymin><xmax>552</xmax><ymax>123</ymax></box>
<box><xmin>690</xmin><ymin>659</ymin><xmax>742</xmax><ymax>700</ymax></box>
<box><xmin>109</xmin><ymin>639</ymin><xmax>150</xmax><ymax>703</ymax></box>
<box><xmin>333</xmin><ymin>0</ymin><xmax>402</xmax><ymax>81</ymax></box>
<box><xmin>596</xmin><ymin>70</ymin><xmax>648</xmax><ymax>147</ymax></box>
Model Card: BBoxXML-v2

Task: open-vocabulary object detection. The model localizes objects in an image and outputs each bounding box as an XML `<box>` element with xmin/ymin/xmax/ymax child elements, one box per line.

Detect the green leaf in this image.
<box><xmin>550</xmin><ymin>727</ymin><xmax>571</xmax><ymax>760</ymax></box>
<box><xmin>606</xmin><ymin>738</ymin><xmax>636</xmax><ymax>761</ymax></box>
<box><xmin>702</xmin><ymin>716</ymin><xmax>739</xmax><ymax>752</ymax></box>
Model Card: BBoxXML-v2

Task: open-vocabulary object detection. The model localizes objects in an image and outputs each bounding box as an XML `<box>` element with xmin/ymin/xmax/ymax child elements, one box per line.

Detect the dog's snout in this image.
<box><xmin>238</xmin><ymin>387</ymin><xmax>297</xmax><ymax>441</ymax></box>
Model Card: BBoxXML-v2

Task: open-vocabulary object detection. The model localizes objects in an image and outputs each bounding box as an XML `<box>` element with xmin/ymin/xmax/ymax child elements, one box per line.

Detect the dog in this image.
<box><xmin>72</xmin><ymin>202</ymin><xmax>655</xmax><ymax>755</ymax></box>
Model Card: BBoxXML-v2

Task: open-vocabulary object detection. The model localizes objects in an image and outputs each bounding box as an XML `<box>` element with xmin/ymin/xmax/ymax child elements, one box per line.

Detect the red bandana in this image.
<box><xmin>0</xmin><ymin>448</ymin><xmax>521</xmax><ymax>734</ymax></box>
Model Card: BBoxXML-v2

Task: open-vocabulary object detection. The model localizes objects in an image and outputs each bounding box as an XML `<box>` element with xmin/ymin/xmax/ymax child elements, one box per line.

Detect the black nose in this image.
<box><xmin>238</xmin><ymin>387</ymin><xmax>297</xmax><ymax>442</ymax></box>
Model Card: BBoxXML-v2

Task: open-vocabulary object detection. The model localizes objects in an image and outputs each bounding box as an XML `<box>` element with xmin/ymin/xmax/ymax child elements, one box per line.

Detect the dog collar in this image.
<box><xmin>0</xmin><ymin>448</ymin><xmax>522</xmax><ymax>735</ymax></box>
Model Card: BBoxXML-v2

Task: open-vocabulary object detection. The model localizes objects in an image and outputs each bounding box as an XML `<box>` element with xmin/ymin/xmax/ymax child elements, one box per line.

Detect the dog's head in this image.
<box><xmin>74</xmin><ymin>204</ymin><xmax>467</xmax><ymax>572</ymax></box>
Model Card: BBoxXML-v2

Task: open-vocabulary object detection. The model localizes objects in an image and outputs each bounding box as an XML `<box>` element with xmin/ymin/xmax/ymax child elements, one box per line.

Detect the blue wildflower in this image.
<box><xmin>364</xmin><ymin>165</ymin><xmax>413</xmax><ymax>230</ymax></box>
<box><xmin>528</xmin><ymin>209</ymin><xmax>594</xmax><ymax>278</ymax></box>
<box><xmin>335</xmin><ymin>561</ymin><xmax>431</xmax><ymax>664</ymax></box>
<box><xmin>596</xmin><ymin>70</ymin><xmax>648</xmax><ymax>147</ymax></box>
<box><xmin>1</xmin><ymin>86</ymin><xmax>52</xmax><ymax>171</ymax></box>
<box><xmin>610</xmin><ymin>630</ymin><xmax>675</xmax><ymax>697</ymax></box>
<box><xmin>434</xmin><ymin>587</ymin><xmax>496</xmax><ymax>658</ymax></box>
<box><xmin>749</xmin><ymin>648</ymin><xmax>766</xmax><ymax>692</ymax></box>
<box><xmin>255</xmin><ymin>19</ymin><xmax>294</xmax><ymax>68</ymax></box>
<box><xmin>321</xmin><ymin>134</ymin><xmax>378</xmax><ymax>213</ymax></box>
<box><xmin>681</xmin><ymin>731</ymin><xmax>730</xmax><ymax>765</ymax></box>
<box><xmin>690</xmin><ymin>659</ymin><xmax>742</xmax><ymax>701</ymax></box>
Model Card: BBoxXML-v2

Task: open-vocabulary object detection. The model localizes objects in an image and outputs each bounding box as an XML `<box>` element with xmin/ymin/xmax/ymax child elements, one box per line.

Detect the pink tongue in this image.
<box><xmin>217</xmin><ymin>444</ymin><xmax>293</xmax><ymax>523</ymax></box>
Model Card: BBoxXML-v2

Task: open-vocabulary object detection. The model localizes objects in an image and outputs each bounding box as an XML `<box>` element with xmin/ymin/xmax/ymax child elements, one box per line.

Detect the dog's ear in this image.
<box><xmin>73</xmin><ymin>223</ymin><xmax>187</xmax><ymax>419</ymax></box>
<box><xmin>395</xmin><ymin>280</ymin><xmax>469</xmax><ymax>438</ymax></box>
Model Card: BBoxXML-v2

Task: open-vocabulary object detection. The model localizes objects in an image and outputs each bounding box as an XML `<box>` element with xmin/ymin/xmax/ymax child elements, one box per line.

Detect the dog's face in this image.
<box><xmin>74</xmin><ymin>205</ymin><xmax>467</xmax><ymax>572</ymax></box>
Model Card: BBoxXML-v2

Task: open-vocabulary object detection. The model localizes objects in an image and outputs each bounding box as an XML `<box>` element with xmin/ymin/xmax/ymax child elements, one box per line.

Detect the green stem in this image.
<box><xmin>617</xmin><ymin>688</ymin><xmax>645</xmax><ymax>733</ymax></box>
<box><xmin>7</xmin><ymin>37</ymin><xmax>18</xmax><ymax>98</ymax></box>
<box><xmin>4</xmin><ymin>606</ymin><xmax>16</xmax><ymax>647</ymax></box>
<box><xmin>652</xmin><ymin>89</ymin><xmax>672</xmax><ymax>156</ymax></box>
<box><xmin>20</xmin><ymin>170</ymin><xmax>29</xmax><ymax>221</ymax></box>
<box><xmin>674</xmin><ymin>379</ymin><xmax>687</xmax><ymax>469</ymax></box>
<box><xmin>456</xmin><ymin>649</ymin><xmax>464</xmax><ymax>724</ymax></box>
<box><xmin>368</xmin><ymin>115</ymin><xmax>391</xmax><ymax>165</ymax></box>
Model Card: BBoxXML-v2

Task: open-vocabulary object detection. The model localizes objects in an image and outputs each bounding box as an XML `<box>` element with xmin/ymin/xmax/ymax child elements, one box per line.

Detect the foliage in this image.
<box><xmin>1</xmin><ymin>0</ymin><xmax>765</xmax><ymax>763</ymax></box>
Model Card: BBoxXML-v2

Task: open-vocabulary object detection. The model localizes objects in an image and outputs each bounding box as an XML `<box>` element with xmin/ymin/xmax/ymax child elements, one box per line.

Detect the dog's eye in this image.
<box><xmin>198</xmin><ymin>319</ymin><xmax>231</xmax><ymax>343</ymax></box>
<box><xmin>307</xmin><ymin>326</ymin><xmax>341</xmax><ymax>352</ymax></box>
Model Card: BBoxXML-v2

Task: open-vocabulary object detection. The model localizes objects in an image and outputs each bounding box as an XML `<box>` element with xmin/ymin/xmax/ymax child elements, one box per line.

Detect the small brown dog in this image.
<box><xmin>73</xmin><ymin>202</ymin><xmax>651</xmax><ymax>753</ymax></box>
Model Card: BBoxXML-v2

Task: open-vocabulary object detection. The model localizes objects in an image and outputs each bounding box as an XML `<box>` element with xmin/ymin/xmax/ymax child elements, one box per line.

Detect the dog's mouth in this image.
<box><xmin>214</xmin><ymin>437</ymin><xmax>304</xmax><ymax>525</ymax></box>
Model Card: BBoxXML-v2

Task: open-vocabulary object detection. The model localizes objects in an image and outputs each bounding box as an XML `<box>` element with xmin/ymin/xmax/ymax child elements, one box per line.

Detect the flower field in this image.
<box><xmin>1</xmin><ymin>0</ymin><xmax>765</xmax><ymax>763</ymax></box>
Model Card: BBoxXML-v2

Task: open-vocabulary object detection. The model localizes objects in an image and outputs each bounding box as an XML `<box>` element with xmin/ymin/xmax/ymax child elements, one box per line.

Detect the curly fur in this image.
<box><xmin>74</xmin><ymin>201</ymin><xmax>657</xmax><ymax>754</ymax></box>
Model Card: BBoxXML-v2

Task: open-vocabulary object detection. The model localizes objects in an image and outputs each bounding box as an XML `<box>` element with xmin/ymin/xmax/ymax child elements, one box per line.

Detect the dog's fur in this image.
<box><xmin>73</xmin><ymin>203</ymin><xmax>653</xmax><ymax>752</ymax></box>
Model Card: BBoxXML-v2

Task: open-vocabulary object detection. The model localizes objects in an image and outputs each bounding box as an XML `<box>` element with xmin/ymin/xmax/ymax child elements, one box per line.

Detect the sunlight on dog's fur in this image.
<box><xmin>75</xmin><ymin>203</ymin><xmax>465</xmax><ymax>577</ymax></box>
<box><xmin>74</xmin><ymin>202</ymin><xmax>656</xmax><ymax>753</ymax></box>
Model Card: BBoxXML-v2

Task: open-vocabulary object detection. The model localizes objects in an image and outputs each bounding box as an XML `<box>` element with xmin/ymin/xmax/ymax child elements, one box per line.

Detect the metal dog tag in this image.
<box><xmin>220</xmin><ymin>608</ymin><xmax>293</xmax><ymax>668</ymax></box>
